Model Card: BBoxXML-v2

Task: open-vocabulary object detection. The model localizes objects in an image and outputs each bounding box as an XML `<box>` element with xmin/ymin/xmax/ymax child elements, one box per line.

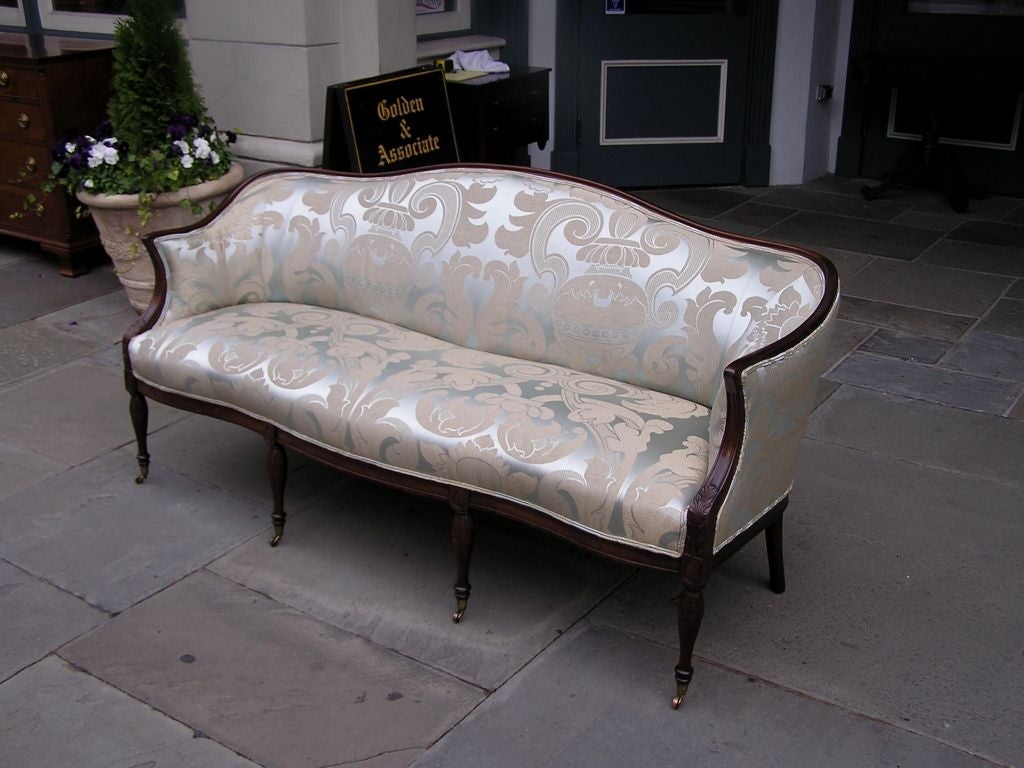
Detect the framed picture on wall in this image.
<box><xmin>416</xmin><ymin>0</ymin><xmax>445</xmax><ymax>14</ymax></box>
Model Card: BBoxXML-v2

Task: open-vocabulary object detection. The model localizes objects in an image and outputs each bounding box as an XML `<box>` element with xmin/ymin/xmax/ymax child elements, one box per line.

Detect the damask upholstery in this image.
<box><xmin>129</xmin><ymin>166</ymin><xmax>834</xmax><ymax>557</ymax></box>
<box><xmin>131</xmin><ymin>303</ymin><xmax>710</xmax><ymax>554</ymax></box>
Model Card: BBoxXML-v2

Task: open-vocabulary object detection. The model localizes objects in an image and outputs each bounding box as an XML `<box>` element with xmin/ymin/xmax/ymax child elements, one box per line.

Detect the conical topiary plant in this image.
<box><xmin>108</xmin><ymin>0</ymin><xmax>209</xmax><ymax>190</ymax></box>
<box><xmin>46</xmin><ymin>0</ymin><xmax>237</xmax><ymax>215</ymax></box>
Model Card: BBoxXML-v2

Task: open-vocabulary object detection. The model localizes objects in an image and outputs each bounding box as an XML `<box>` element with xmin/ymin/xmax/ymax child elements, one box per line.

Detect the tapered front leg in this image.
<box><xmin>126</xmin><ymin>375</ymin><xmax>150</xmax><ymax>484</ymax></box>
<box><xmin>673</xmin><ymin>583</ymin><xmax>705</xmax><ymax>709</ymax></box>
<box><xmin>450</xmin><ymin>488</ymin><xmax>474</xmax><ymax>623</ymax></box>
<box><xmin>765</xmin><ymin>515</ymin><xmax>786</xmax><ymax>594</ymax></box>
<box><xmin>266</xmin><ymin>430</ymin><xmax>288</xmax><ymax>547</ymax></box>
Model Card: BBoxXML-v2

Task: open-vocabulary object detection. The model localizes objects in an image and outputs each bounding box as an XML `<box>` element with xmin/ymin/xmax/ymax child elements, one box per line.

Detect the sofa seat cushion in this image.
<box><xmin>129</xmin><ymin>302</ymin><xmax>711</xmax><ymax>555</ymax></box>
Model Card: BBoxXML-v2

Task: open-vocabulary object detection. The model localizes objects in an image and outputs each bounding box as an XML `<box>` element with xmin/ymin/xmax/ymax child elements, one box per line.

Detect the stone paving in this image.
<box><xmin>1</xmin><ymin>177</ymin><xmax>1022</xmax><ymax>768</ymax></box>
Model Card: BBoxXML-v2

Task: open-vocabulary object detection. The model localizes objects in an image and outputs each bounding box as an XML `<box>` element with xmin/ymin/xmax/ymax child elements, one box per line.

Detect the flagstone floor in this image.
<box><xmin>1</xmin><ymin>175</ymin><xmax>1021</xmax><ymax>768</ymax></box>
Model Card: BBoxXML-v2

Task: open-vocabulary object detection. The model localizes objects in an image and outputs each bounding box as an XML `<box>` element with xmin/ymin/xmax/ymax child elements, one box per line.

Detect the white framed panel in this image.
<box><xmin>600</xmin><ymin>59</ymin><xmax>727</xmax><ymax>146</ymax></box>
<box><xmin>886</xmin><ymin>87</ymin><xmax>1022</xmax><ymax>151</ymax></box>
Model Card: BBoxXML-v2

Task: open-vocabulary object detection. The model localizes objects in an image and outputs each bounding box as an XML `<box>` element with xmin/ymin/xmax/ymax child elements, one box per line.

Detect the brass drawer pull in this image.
<box><xmin>17</xmin><ymin>112</ymin><xmax>30</xmax><ymax>129</ymax></box>
<box><xmin>25</xmin><ymin>156</ymin><xmax>38</xmax><ymax>172</ymax></box>
<box><xmin>0</xmin><ymin>70</ymin><xmax>9</xmax><ymax>87</ymax></box>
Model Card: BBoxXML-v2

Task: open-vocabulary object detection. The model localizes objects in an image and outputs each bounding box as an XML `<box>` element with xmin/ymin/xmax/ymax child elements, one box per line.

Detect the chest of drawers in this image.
<box><xmin>0</xmin><ymin>34</ymin><xmax>113</xmax><ymax>276</ymax></box>
<box><xmin>446</xmin><ymin>66</ymin><xmax>550</xmax><ymax>165</ymax></box>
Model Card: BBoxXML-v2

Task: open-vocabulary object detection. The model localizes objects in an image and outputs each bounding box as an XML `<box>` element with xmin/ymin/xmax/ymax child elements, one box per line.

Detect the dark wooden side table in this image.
<box><xmin>0</xmin><ymin>33</ymin><xmax>113</xmax><ymax>276</ymax></box>
<box><xmin>852</xmin><ymin>56</ymin><xmax>1024</xmax><ymax>210</ymax></box>
<box><xmin>446</xmin><ymin>66</ymin><xmax>550</xmax><ymax>165</ymax></box>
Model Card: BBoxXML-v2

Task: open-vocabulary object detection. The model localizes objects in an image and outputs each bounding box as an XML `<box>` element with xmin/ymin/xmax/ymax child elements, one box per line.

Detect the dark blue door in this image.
<box><xmin>570</xmin><ymin>1</ymin><xmax>756</xmax><ymax>187</ymax></box>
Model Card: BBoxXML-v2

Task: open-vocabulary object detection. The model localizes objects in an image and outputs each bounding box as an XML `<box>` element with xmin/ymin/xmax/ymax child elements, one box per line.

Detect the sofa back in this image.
<box><xmin>153</xmin><ymin>167</ymin><xmax>828</xmax><ymax>407</ymax></box>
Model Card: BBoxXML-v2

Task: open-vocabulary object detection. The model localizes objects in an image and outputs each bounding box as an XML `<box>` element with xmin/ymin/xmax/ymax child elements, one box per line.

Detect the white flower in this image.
<box><xmin>83</xmin><ymin>179</ymin><xmax>94</xmax><ymax>188</ymax></box>
<box><xmin>210</xmin><ymin>150</ymin><xmax>220</xmax><ymax>165</ymax></box>
<box><xmin>99</xmin><ymin>143</ymin><xmax>119</xmax><ymax>166</ymax></box>
<box><xmin>174</xmin><ymin>140</ymin><xmax>191</xmax><ymax>156</ymax></box>
<box><xmin>180</xmin><ymin>154</ymin><xmax>194</xmax><ymax>169</ymax></box>
<box><xmin>192</xmin><ymin>137</ymin><xmax>211</xmax><ymax>159</ymax></box>
<box><xmin>65</xmin><ymin>142</ymin><xmax>77</xmax><ymax>154</ymax></box>
<box><xmin>88</xmin><ymin>139</ymin><xmax>118</xmax><ymax>166</ymax></box>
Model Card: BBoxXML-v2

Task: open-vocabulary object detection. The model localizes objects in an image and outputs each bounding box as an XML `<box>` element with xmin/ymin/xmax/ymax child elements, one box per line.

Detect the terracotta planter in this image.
<box><xmin>78</xmin><ymin>162</ymin><xmax>244</xmax><ymax>312</ymax></box>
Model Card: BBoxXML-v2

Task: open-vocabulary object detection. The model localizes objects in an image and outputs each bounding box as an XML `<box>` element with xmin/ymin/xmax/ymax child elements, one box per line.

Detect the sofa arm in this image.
<box><xmin>145</xmin><ymin>197</ymin><xmax>277</xmax><ymax>325</ymax></box>
<box><xmin>709</xmin><ymin>299</ymin><xmax>838</xmax><ymax>552</ymax></box>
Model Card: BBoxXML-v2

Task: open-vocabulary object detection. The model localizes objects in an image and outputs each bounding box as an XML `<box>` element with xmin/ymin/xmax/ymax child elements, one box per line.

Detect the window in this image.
<box><xmin>416</xmin><ymin>0</ymin><xmax>470</xmax><ymax>36</ymax></box>
<box><xmin>0</xmin><ymin>0</ymin><xmax>23</xmax><ymax>26</ymax></box>
<box><xmin>907</xmin><ymin>0</ymin><xmax>1024</xmax><ymax>13</ymax></box>
<box><xmin>2</xmin><ymin>1</ymin><xmax>186</xmax><ymax>35</ymax></box>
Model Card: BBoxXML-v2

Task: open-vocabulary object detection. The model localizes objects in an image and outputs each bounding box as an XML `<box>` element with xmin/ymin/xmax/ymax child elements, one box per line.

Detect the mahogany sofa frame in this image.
<box><xmin>122</xmin><ymin>164</ymin><xmax>839</xmax><ymax>709</ymax></box>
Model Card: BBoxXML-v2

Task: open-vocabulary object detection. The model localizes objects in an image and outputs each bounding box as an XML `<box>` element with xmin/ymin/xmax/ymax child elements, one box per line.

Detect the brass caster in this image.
<box><xmin>452</xmin><ymin>597</ymin><xmax>468</xmax><ymax>624</ymax></box>
<box><xmin>671</xmin><ymin>681</ymin><xmax>689</xmax><ymax>710</ymax></box>
<box><xmin>269</xmin><ymin>532</ymin><xmax>282</xmax><ymax>547</ymax></box>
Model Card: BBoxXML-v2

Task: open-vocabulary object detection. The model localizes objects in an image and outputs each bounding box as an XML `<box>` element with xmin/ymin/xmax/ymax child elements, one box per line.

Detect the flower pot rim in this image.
<box><xmin>76</xmin><ymin>161</ymin><xmax>244</xmax><ymax>210</ymax></box>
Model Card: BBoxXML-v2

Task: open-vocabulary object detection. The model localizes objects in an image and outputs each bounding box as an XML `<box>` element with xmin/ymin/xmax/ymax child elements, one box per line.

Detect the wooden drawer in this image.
<box><xmin>0</xmin><ymin>64</ymin><xmax>41</xmax><ymax>102</ymax></box>
<box><xmin>0</xmin><ymin>100</ymin><xmax>47</xmax><ymax>142</ymax></box>
<box><xmin>0</xmin><ymin>140</ymin><xmax>46</xmax><ymax>185</ymax></box>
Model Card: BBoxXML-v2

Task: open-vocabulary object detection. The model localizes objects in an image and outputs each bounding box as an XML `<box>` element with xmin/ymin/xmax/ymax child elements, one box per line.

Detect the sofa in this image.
<box><xmin>123</xmin><ymin>165</ymin><xmax>839</xmax><ymax>708</ymax></box>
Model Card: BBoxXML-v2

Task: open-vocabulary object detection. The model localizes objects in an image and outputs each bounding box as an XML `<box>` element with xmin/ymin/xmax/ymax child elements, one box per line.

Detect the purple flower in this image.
<box><xmin>96</xmin><ymin>120</ymin><xmax>114</xmax><ymax>139</ymax></box>
<box><xmin>225</xmin><ymin>130</ymin><xmax>237</xmax><ymax>144</ymax></box>
<box><xmin>168</xmin><ymin>122</ymin><xmax>187</xmax><ymax>141</ymax></box>
<box><xmin>69</xmin><ymin>150</ymin><xmax>90</xmax><ymax>170</ymax></box>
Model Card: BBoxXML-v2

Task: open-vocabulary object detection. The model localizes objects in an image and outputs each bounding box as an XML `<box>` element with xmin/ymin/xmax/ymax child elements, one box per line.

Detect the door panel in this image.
<box><xmin>574</xmin><ymin>5</ymin><xmax>752</xmax><ymax>187</ymax></box>
<box><xmin>838</xmin><ymin>0</ymin><xmax>1024</xmax><ymax>197</ymax></box>
<box><xmin>602</xmin><ymin>60</ymin><xmax>726</xmax><ymax>143</ymax></box>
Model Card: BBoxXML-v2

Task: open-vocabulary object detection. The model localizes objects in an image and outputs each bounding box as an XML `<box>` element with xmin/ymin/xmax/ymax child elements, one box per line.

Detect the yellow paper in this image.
<box><xmin>445</xmin><ymin>70</ymin><xmax>487</xmax><ymax>82</ymax></box>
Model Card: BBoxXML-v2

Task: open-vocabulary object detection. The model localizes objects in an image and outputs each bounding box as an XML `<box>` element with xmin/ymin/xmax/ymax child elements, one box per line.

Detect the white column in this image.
<box><xmin>769</xmin><ymin>0</ymin><xmax>853</xmax><ymax>184</ymax></box>
<box><xmin>185</xmin><ymin>0</ymin><xmax>415</xmax><ymax>172</ymax></box>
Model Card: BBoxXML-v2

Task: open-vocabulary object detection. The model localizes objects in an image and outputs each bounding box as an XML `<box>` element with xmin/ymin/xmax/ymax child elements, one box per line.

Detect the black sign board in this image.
<box><xmin>323</xmin><ymin>66</ymin><xmax>459</xmax><ymax>173</ymax></box>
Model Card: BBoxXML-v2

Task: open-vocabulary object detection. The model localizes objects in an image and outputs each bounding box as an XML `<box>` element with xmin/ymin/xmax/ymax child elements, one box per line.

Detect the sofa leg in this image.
<box><xmin>451</xmin><ymin>494</ymin><xmax>474</xmax><ymax>623</ymax></box>
<box><xmin>266</xmin><ymin>432</ymin><xmax>288</xmax><ymax>547</ymax></box>
<box><xmin>673</xmin><ymin>584</ymin><xmax>705</xmax><ymax>709</ymax></box>
<box><xmin>128</xmin><ymin>384</ymin><xmax>150</xmax><ymax>484</ymax></box>
<box><xmin>765</xmin><ymin>515</ymin><xmax>786</xmax><ymax>594</ymax></box>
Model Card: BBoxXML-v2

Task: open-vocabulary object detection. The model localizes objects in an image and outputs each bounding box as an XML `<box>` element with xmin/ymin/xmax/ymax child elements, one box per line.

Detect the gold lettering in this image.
<box><xmin>376</xmin><ymin>134</ymin><xmax>444</xmax><ymax>167</ymax></box>
<box><xmin>376</xmin><ymin>95</ymin><xmax>426</xmax><ymax>122</ymax></box>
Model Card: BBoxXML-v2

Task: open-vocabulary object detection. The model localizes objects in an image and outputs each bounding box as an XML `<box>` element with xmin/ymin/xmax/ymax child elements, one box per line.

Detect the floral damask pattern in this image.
<box><xmin>131</xmin><ymin>303</ymin><xmax>710</xmax><ymax>554</ymax></box>
<box><xmin>138</xmin><ymin>168</ymin><xmax>835</xmax><ymax>556</ymax></box>
<box><xmin>152</xmin><ymin>169</ymin><xmax>826</xmax><ymax>409</ymax></box>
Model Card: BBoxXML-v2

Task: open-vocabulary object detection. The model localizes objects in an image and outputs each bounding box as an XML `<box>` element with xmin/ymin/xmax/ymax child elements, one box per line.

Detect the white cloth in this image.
<box><xmin>448</xmin><ymin>49</ymin><xmax>510</xmax><ymax>73</ymax></box>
